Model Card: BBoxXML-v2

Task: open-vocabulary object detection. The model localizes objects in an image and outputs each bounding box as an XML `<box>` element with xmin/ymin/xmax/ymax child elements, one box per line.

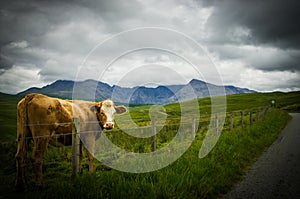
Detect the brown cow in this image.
<box><xmin>15</xmin><ymin>93</ymin><xmax>126</xmax><ymax>190</ymax></box>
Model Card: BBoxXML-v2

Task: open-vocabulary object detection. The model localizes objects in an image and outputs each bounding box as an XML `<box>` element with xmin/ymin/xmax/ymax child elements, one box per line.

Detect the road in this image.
<box><xmin>225</xmin><ymin>113</ymin><xmax>300</xmax><ymax>199</ymax></box>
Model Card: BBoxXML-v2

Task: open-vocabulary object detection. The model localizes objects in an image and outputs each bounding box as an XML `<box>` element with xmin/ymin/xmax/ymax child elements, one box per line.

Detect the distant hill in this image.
<box><xmin>18</xmin><ymin>79</ymin><xmax>256</xmax><ymax>104</ymax></box>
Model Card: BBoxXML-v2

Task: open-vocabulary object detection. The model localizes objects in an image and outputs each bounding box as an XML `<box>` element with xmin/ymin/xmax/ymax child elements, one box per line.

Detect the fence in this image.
<box><xmin>71</xmin><ymin>106</ymin><xmax>269</xmax><ymax>176</ymax></box>
<box><xmin>3</xmin><ymin>106</ymin><xmax>269</xmax><ymax>178</ymax></box>
<box><xmin>226</xmin><ymin>106</ymin><xmax>269</xmax><ymax>131</ymax></box>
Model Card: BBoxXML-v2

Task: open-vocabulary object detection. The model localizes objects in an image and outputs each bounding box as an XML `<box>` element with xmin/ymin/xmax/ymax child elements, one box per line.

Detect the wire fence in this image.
<box><xmin>1</xmin><ymin>106</ymin><xmax>269</xmax><ymax>177</ymax></box>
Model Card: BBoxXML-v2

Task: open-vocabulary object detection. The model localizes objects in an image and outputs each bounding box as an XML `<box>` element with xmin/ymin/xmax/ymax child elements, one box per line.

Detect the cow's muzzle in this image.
<box><xmin>104</xmin><ymin>122</ymin><xmax>114</xmax><ymax>129</ymax></box>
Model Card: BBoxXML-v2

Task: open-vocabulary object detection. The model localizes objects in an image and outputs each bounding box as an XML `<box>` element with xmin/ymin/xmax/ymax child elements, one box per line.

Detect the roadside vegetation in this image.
<box><xmin>0</xmin><ymin>91</ymin><xmax>299</xmax><ymax>198</ymax></box>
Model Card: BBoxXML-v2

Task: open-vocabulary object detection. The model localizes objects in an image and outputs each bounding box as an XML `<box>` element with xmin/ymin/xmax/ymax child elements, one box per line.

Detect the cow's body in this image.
<box><xmin>15</xmin><ymin>93</ymin><xmax>126</xmax><ymax>190</ymax></box>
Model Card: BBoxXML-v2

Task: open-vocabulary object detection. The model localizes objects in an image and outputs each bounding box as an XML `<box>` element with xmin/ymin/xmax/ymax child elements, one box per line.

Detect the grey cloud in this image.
<box><xmin>202</xmin><ymin>0</ymin><xmax>300</xmax><ymax>73</ymax></box>
<box><xmin>247</xmin><ymin>49</ymin><xmax>300</xmax><ymax>72</ymax></box>
<box><xmin>205</xmin><ymin>0</ymin><xmax>300</xmax><ymax>49</ymax></box>
<box><xmin>266</xmin><ymin>73</ymin><xmax>300</xmax><ymax>92</ymax></box>
<box><xmin>80</xmin><ymin>0</ymin><xmax>142</xmax><ymax>19</ymax></box>
<box><xmin>116</xmin><ymin>64</ymin><xmax>187</xmax><ymax>88</ymax></box>
<box><xmin>0</xmin><ymin>0</ymin><xmax>103</xmax><ymax>80</ymax></box>
<box><xmin>209</xmin><ymin>44</ymin><xmax>300</xmax><ymax>72</ymax></box>
<box><xmin>0</xmin><ymin>0</ymin><xmax>299</xmax><ymax>93</ymax></box>
<box><xmin>1</xmin><ymin>41</ymin><xmax>48</xmax><ymax>70</ymax></box>
<box><xmin>0</xmin><ymin>53</ymin><xmax>14</xmax><ymax>71</ymax></box>
<box><xmin>0</xmin><ymin>0</ymin><xmax>143</xmax><ymax>66</ymax></box>
<box><xmin>38</xmin><ymin>56</ymin><xmax>80</xmax><ymax>82</ymax></box>
<box><xmin>0</xmin><ymin>1</ymin><xmax>54</xmax><ymax>45</ymax></box>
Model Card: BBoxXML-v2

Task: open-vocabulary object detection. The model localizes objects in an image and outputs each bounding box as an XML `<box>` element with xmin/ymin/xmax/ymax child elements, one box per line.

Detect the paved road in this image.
<box><xmin>225</xmin><ymin>113</ymin><xmax>300</xmax><ymax>199</ymax></box>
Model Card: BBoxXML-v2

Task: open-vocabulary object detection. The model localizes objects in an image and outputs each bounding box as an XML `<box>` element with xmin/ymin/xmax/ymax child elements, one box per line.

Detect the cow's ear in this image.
<box><xmin>115</xmin><ymin>106</ymin><xmax>127</xmax><ymax>114</ymax></box>
<box><xmin>90</xmin><ymin>105</ymin><xmax>96</xmax><ymax>113</ymax></box>
<box><xmin>90</xmin><ymin>102</ymin><xmax>102</xmax><ymax>113</ymax></box>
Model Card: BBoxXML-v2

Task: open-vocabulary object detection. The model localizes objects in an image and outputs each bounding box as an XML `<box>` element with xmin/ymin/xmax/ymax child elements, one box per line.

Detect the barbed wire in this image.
<box><xmin>1</xmin><ymin>107</ymin><xmax>270</xmax><ymax>170</ymax></box>
<box><xmin>2</xmin><ymin>107</ymin><xmax>269</xmax><ymax>143</ymax></box>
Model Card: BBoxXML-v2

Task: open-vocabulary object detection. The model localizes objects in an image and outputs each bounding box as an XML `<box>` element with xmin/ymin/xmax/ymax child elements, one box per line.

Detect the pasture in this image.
<box><xmin>0</xmin><ymin>91</ymin><xmax>299</xmax><ymax>198</ymax></box>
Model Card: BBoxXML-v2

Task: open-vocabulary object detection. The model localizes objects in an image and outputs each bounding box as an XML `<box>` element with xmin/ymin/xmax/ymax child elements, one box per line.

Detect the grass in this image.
<box><xmin>0</xmin><ymin>93</ymin><xmax>23</xmax><ymax>140</ymax></box>
<box><xmin>2</xmin><ymin>109</ymin><xmax>288</xmax><ymax>199</ymax></box>
<box><xmin>0</xmin><ymin>91</ymin><xmax>299</xmax><ymax>198</ymax></box>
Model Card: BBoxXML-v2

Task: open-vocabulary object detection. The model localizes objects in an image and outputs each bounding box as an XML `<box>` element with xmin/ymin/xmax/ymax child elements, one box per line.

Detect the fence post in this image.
<box><xmin>151</xmin><ymin>118</ymin><xmax>156</xmax><ymax>152</ymax></box>
<box><xmin>262</xmin><ymin>106</ymin><xmax>269</xmax><ymax>118</ymax></box>
<box><xmin>72</xmin><ymin>117</ymin><xmax>80</xmax><ymax>179</ymax></box>
<box><xmin>192</xmin><ymin>117</ymin><xmax>197</xmax><ymax>137</ymax></box>
<box><xmin>256</xmin><ymin>110</ymin><xmax>260</xmax><ymax>122</ymax></box>
<box><xmin>240</xmin><ymin>111</ymin><xmax>244</xmax><ymax>127</ymax></box>
<box><xmin>215</xmin><ymin>114</ymin><xmax>219</xmax><ymax>134</ymax></box>
<box><xmin>230</xmin><ymin>114</ymin><xmax>234</xmax><ymax>131</ymax></box>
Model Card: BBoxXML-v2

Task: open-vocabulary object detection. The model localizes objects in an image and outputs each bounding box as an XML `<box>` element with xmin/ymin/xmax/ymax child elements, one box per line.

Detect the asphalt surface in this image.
<box><xmin>225</xmin><ymin>113</ymin><xmax>300</xmax><ymax>199</ymax></box>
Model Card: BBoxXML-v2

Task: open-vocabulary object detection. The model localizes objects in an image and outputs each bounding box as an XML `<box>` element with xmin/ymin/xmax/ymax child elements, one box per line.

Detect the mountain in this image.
<box><xmin>19</xmin><ymin>80</ymin><xmax>75</xmax><ymax>99</ymax></box>
<box><xmin>18</xmin><ymin>79</ymin><xmax>256</xmax><ymax>104</ymax></box>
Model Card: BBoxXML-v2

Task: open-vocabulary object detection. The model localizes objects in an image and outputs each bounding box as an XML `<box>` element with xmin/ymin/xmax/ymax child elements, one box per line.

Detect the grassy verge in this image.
<box><xmin>0</xmin><ymin>93</ymin><xmax>23</xmax><ymax>140</ymax></box>
<box><xmin>0</xmin><ymin>108</ymin><xmax>291</xmax><ymax>198</ymax></box>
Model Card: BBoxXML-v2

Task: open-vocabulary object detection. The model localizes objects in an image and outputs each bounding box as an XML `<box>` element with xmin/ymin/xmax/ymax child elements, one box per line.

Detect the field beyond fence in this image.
<box><xmin>0</xmin><ymin>91</ymin><xmax>299</xmax><ymax>198</ymax></box>
<box><xmin>6</xmin><ymin>106</ymin><xmax>270</xmax><ymax>172</ymax></box>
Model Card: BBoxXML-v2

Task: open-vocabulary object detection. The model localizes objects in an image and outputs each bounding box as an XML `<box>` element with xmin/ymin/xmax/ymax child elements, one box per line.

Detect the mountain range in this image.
<box><xmin>19</xmin><ymin>79</ymin><xmax>255</xmax><ymax>104</ymax></box>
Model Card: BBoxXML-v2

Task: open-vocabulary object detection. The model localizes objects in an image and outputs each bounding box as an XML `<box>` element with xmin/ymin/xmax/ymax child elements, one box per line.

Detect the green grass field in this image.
<box><xmin>0</xmin><ymin>91</ymin><xmax>299</xmax><ymax>198</ymax></box>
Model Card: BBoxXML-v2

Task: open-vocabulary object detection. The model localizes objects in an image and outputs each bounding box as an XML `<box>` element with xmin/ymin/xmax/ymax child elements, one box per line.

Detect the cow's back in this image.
<box><xmin>24</xmin><ymin>94</ymin><xmax>73</xmax><ymax>145</ymax></box>
<box><xmin>28</xmin><ymin>94</ymin><xmax>72</xmax><ymax>123</ymax></box>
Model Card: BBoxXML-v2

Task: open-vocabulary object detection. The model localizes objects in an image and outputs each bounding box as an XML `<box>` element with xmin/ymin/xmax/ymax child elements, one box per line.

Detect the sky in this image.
<box><xmin>0</xmin><ymin>0</ymin><xmax>299</xmax><ymax>94</ymax></box>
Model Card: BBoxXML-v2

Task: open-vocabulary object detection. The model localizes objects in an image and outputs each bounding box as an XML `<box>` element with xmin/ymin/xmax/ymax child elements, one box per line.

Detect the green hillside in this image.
<box><xmin>124</xmin><ymin>91</ymin><xmax>300</xmax><ymax>125</ymax></box>
<box><xmin>0</xmin><ymin>93</ymin><xmax>23</xmax><ymax>140</ymax></box>
<box><xmin>0</xmin><ymin>91</ymin><xmax>299</xmax><ymax>198</ymax></box>
<box><xmin>2</xmin><ymin>91</ymin><xmax>299</xmax><ymax>140</ymax></box>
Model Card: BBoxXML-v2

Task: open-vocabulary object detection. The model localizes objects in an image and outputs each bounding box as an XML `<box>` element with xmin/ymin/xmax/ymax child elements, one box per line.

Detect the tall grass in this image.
<box><xmin>1</xmin><ymin>108</ymin><xmax>290</xmax><ymax>199</ymax></box>
<box><xmin>0</xmin><ymin>91</ymin><xmax>297</xmax><ymax>198</ymax></box>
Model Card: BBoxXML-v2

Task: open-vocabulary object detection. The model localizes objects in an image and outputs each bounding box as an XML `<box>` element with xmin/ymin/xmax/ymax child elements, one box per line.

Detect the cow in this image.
<box><xmin>15</xmin><ymin>93</ymin><xmax>127</xmax><ymax>190</ymax></box>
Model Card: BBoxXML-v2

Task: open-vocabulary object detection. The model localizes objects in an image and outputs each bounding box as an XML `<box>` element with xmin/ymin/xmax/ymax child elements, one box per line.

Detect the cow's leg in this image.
<box><xmin>86</xmin><ymin>136</ymin><xmax>96</xmax><ymax>173</ymax></box>
<box><xmin>15</xmin><ymin>137</ymin><xmax>28</xmax><ymax>191</ymax></box>
<box><xmin>31</xmin><ymin>136</ymin><xmax>49</xmax><ymax>187</ymax></box>
<box><xmin>86</xmin><ymin>150</ymin><xmax>95</xmax><ymax>173</ymax></box>
<box><xmin>79</xmin><ymin>141</ymin><xmax>83</xmax><ymax>173</ymax></box>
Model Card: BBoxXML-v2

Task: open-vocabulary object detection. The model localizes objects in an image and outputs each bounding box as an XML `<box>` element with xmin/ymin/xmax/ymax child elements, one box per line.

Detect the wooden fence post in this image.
<box><xmin>240</xmin><ymin>111</ymin><xmax>244</xmax><ymax>127</ymax></box>
<box><xmin>151</xmin><ymin>118</ymin><xmax>156</xmax><ymax>152</ymax></box>
<box><xmin>230</xmin><ymin>114</ymin><xmax>234</xmax><ymax>131</ymax></box>
<box><xmin>72</xmin><ymin>117</ymin><xmax>80</xmax><ymax>178</ymax></box>
<box><xmin>262</xmin><ymin>106</ymin><xmax>268</xmax><ymax>118</ymax></box>
<box><xmin>215</xmin><ymin>114</ymin><xmax>219</xmax><ymax>134</ymax></box>
<box><xmin>256</xmin><ymin>110</ymin><xmax>260</xmax><ymax>122</ymax></box>
<box><xmin>192</xmin><ymin>117</ymin><xmax>197</xmax><ymax>137</ymax></box>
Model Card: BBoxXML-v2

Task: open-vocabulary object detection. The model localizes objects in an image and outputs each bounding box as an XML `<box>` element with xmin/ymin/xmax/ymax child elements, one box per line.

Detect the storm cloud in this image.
<box><xmin>205</xmin><ymin>0</ymin><xmax>300</xmax><ymax>48</ymax></box>
<box><xmin>0</xmin><ymin>0</ymin><xmax>299</xmax><ymax>93</ymax></box>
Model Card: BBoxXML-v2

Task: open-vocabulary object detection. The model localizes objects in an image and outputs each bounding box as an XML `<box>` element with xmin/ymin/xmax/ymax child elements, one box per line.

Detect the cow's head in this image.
<box><xmin>91</xmin><ymin>99</ymin><xmax>127</xmax><ymax>129</ymax></box>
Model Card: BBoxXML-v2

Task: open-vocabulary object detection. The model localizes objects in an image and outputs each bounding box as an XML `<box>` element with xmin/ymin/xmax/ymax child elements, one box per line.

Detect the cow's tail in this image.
<box><xmin>17</xmin><ymin>94</ymin><xmax>35</xmax><ymax>139</ymax></box>
<box><xmin>15</xmin><ymin>94</ymin><xmax>35</xmax><ymax>190</ymax></box>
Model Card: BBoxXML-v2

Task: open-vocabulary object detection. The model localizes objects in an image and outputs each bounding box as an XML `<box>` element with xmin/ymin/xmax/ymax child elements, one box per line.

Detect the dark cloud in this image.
<box><xmin>203</xmin><ymin>0</ymin><xmax>300</xmax><ymax>73</ymax></box>
<box><xmin>0</xmin><ymin>40</ymin><xmax>48</xmax><ymax>72</ymax></box>
<box><xmin>0</xmin><ymin>53</ymin><xmax>13</xmax><ymax>71</ymax></box>
<box><xmin>0</xmin><ymin>0</ymin><xmax>299</xmax><ymax>93</ymax></box>
<box><xmin>0</xmin><ymin>0</ymin><xmax>62</xmax><ymax>72</ymax></box>
<box><xmin>209</xmin><ymin>44</ymin><xmax>300</xmax><ymax>72</ymax></box>
<box><xmin>206</xmin><ymin>0</ymin><xmax>300</xmax><ymax>49</ymax></box>
<box><xmin>0</xmin><ymin>0</ymin><xmax>142</xmax><ymax>66</ymax></box>
<box><xmin>0</xmin><ymin>1</ymin><xmax>53</xmax><ymax>46</ymax></box>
